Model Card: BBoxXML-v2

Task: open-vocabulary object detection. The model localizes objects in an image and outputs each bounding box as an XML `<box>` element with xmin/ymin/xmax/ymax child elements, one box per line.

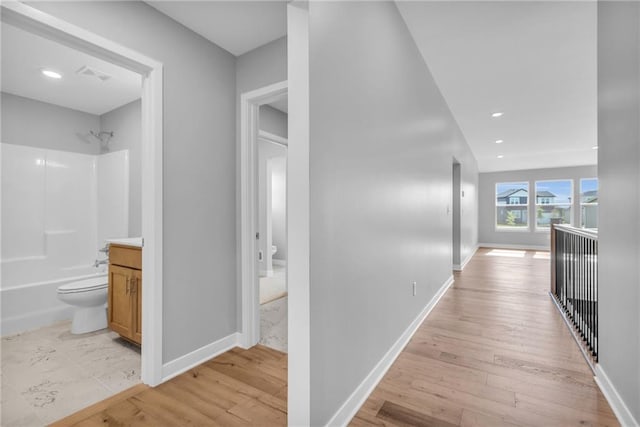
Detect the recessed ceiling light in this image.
<box><xmin>491</xmin><ymin>112</ymin><xmax>504</xmax><ymax>118</ymax></box>
<box><xmin>495</xmin><ymin>139</ymin><xmax>504</xmax><ymax>144</ymax></box>
<box><xmin>592</xmin><ymin>146</ymin><xmax>598</xmax><ymax>150</ymax></box>
<box><xmin>497</xmin><ymin>154</ymin><xmax>504</xmax><ymax>159</ymax></box>
<box><xmin>41</xmin><ymin>69</ymin><xmax>62</xmax><ymax>79</ymax></box>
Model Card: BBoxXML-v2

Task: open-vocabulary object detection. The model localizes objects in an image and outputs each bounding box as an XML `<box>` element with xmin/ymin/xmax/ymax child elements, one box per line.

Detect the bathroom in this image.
<box><xmin>1</xmin><ymin>22</ymin><xmax>143</xmax><ymax>425</ymax></box>
<box><xmin>257</xmin><ymin>101</ymin><xmax>288</xmax><ymax>353</ymax></box>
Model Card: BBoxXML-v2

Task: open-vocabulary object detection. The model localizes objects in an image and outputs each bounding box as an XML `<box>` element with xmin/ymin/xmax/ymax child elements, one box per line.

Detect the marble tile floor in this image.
<box><xmin>259</xmin><ymin>296</ymin><xmax>288</xmax><ymax>353</ymax></box>
<box><xmin>259</xmin><ymin>264</ymin><xmax>287</xmax><ymax>305</ymax></box>
<box><xmin>1</xmin><ymin>320</ymin><xmax>141</xmax><ymax>426</ymax></box>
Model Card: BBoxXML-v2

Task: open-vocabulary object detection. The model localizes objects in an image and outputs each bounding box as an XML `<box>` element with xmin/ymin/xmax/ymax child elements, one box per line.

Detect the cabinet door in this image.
<box><xmin>109</xmin><ymin>265</ymin><xmax>133</xmax><ymax>339</ymax></box>
<box><xmin>131</xmin><ymin>269</ymin><xmax>142</xmax><ymax>345</ymax></box>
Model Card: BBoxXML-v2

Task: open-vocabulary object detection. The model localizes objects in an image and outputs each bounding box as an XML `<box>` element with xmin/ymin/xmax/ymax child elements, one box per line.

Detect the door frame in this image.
<box><xmin>239</xmin><ymin>81</ymin><xmax>288</xmax><ymax>348</ymax></box>
<box><xmin>452</xmin><ymin>160</ymin><xmax>462</xmax><ymax>270</ymax></box>
<box><xmin>1</xmin><ymin>2</ymin><xmax>165</xmax><ymax>386</ymax></box>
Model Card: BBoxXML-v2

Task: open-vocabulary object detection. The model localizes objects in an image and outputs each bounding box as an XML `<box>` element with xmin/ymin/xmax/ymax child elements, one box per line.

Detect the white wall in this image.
<box><xmin>100</xmin><ymin>99</ymin><xmax>141</xmax><ymax>237</ymax></box>
<box><xmin>258</xmin><ymin>104</ymin><xmax>288</xmax><ymax>263</ymax></box>
<box><xmin>479</xmin><ymin>165</ymin><xmax>597</xmax><ymax>249</ymax></box>
<box><xmin>307</xmin><ymin>2</ymin><xmax>478</xmax><ymax>424</ymax></box>
<box><xmin>597</xmin><ymin>1</ymin><xmax>640</xmax><ymax>424</ymax></box>
<box><xmin>271</xmin><ymin>156</ymin><xmax>287</xmax><ymax>262</ymax></box>
<box><xmin>257</xmin><ymin>140</ymin><xmax>287</xmax><ymax>274</ymax></box>
<box><xmin>28</xmin><ymin>1</ymin><xmax>238</xmax><ymax>363</ymax></box>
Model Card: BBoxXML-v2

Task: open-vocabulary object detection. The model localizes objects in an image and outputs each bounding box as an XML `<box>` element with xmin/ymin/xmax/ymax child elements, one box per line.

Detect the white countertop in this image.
<box><xmin>106</xmin><ymin>237</ymin><xmax>143</xmax><ymax>248</ymax></box>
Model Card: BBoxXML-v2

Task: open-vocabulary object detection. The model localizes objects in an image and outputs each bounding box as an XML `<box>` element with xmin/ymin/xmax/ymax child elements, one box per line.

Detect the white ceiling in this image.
<box><xmin>147</xmin><ymin>1</ymin><xmax>287</xmax><ymax>56</ymax></box>
<box><xmin>397</xmin><ymin>1</ymin><xmax>597</xmax><ymax>173</ymax></box>
<box><xmin>1</xmin><ymin>23</ymin><xmax>141</xmax><ymax>116</ymax></box>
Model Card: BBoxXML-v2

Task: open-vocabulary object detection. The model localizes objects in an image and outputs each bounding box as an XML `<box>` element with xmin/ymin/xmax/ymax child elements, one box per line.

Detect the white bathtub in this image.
<box><xmin>1</xmin><ymin>144</ymin><xmax>128</xmax><ymax>337</ymax></box>
<box><xmin>1</xmin><ymin>267</ymin><xmax>107</xmax><ymax>337</ymax></box>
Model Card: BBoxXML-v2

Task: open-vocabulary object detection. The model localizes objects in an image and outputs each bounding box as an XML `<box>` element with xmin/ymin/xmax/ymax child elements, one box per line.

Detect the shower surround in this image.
<box><xmin>1</xmin><ymin>143</ymin><xmax>129</xmax><ymax>336</ymax></box>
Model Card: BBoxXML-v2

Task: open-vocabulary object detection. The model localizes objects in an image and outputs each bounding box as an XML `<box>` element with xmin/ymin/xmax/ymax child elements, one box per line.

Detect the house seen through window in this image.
<box><xmin>580</xmin><ymin>178</ymin><xmax>598</xmax><ymax>229</ymax></box>
<box><xmin>535</xmin><ymin>180</ymin><xmax>573</xmax><ymax>229</ymax></box>
<box><xmin>496</xmin><ymin>182</ymin><xmax>529</xmax><ymax>229</ymax></box>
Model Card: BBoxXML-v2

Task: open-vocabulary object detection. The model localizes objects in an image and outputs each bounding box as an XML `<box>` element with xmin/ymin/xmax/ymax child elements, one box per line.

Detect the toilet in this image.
<box><xmin>57</xmin><ymin>275</ymin><xmax>108</xmax><ymax>334</ymax></box>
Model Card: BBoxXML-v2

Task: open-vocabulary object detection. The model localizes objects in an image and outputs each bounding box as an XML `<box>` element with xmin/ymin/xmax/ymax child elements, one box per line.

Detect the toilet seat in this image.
<box><xmin>58</xmin><ymin>276</ymin><xmax>108</xmax><ymax>294</ymax></box>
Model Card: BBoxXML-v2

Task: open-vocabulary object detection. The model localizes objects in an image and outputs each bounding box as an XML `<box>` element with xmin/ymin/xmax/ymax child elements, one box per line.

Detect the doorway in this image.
<box><xmin>257</xmin><ymin>122</ymin><xmax>288</xmax><ymax>352</ymax></box>
<box><xmin>452</xmin><ymin>160</ymin><xmax>462</xmax><ymax>270</ymax></box>
<box><xmin>1</xmin><ymin>2</ymin><xmax>164</xmax><ymax>389</ymax></box>
<box><xmin>239</xmin><ymin>81</ymin><xmax>288</xmax><ymax>349</ymax></box>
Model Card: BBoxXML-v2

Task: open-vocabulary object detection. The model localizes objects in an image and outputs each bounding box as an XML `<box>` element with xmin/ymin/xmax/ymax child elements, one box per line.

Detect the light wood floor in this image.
<box><xmin>52</xmin><ymin>248</ymin><xmax>618</xmax><ymax>426</ymax></box>
<box><xmin>50</xmin><ymin>345</ymin><xmax>287</xmax><ymax>426</ymax></box>
<box><xmin>351</xmin><ymin>248</ymin><xmax>618</xmax><ymax>427</ymax></box>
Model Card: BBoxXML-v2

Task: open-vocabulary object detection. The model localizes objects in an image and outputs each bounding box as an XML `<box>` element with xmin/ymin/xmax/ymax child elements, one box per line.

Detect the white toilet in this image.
<box><xmin>57</xmin><ymin>275</ymin><xmax>108</xmax><ymax>334</ymax></box>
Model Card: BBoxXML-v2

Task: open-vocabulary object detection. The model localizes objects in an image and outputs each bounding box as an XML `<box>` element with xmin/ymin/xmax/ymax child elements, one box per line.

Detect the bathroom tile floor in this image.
<box><xmin>1</xmin><ymin>321</ymin><xmax>140</xmax><ymax>426</ymax></box>
<box><xmin>260</xmin><ymin>296</ymin><xmax>288</xmax><ymax>353</ymax></box>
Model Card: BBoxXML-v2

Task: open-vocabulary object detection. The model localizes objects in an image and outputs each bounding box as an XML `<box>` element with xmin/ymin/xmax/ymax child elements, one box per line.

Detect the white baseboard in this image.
<box><xmin>453</xmin><ymin>245</ymin><xmax>478</xmax><ymax>271</ymax></box>
<box><xmin>1</xmin><ymin>306</ymin><xmax>73</xmax><ymax>337</ymax></box>
<box><xmin>272</xmin><ymin>259</ymin><xmax>287</xmax><ymax>267</ymax></box>
<box><xmin>325</xmin><ymin>275</ymin><xmax>455</xmax><ymax>427</ymax></box>
<box><xmin>594</xmin><ymin>364</ymin><xmax>640</xmax><ymax>427</ymax></box>
<box><xmin>479</xmin><ymin>242</ymin><xmax>549</xmax><ymax>251</ymax></box>
<box><xmin>161</xmin><ymin>332</ymin><xmax>240</xmax><ymax>382</ymax></box>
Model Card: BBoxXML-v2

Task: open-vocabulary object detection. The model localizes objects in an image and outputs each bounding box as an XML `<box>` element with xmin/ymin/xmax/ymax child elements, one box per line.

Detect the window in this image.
<box><xmin>535</xmin><ymin>180</ymin><xmax>573</xmax><ymax>229</ymax></box>
<box><xmin>496</xmin><ymin>182</ymin><xmax>529</xmax><ymax>229</ymax></box>
<box><xmin>580</xmin><ymin>178</ymin><xmax>598</xmax><ymax>229</ymax></box>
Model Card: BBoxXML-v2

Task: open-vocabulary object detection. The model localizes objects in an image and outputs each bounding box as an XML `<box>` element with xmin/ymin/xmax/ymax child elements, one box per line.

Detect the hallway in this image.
<box><xmin>49</xmin><ymin>249</ymin><xmax>618</xmax><ymax>426</ymax></box>
<box><xmin>352</xmin><ymin>248</ymin><xmax>618</xmax><ymax>426</ymax></box>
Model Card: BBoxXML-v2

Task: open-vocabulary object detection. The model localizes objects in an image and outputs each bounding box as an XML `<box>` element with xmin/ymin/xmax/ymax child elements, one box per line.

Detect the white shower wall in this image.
<box><xmin>1</xmin><ymin>143</ymin><xmax>129</xmax><ymax>335</ymax></box>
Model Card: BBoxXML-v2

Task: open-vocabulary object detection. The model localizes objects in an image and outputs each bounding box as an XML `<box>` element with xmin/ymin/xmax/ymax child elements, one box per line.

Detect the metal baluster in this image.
<box><xmin>593</xmin><ymin>241</ymin><xmax>600</xmax><ymax>362</ymax></box>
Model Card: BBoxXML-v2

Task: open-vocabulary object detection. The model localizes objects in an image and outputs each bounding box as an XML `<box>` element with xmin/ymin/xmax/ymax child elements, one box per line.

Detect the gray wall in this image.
<box><xmin>236</xmin><ymin>36</ymin><xmax>287</xmax><ymax>326</ymax></box>
<box><xmin>307</xmin><ymin>2</ymin><xmax>478</xmax><ymax>424</ymax></box>
<box><xmin>479</xmin><ymin>165</ymin><xmax>597</xmax><ymax>248</ymax></box>
<box><xmin>29</xmin><ymin>1</ymin><xmax>238</xmax><ymax>363</ymax></box>
<box><xmin>100</xmin><ymin>100</ymin><xmax>142</xmax><ymax>238</ymax></box>
<box><xmin>259</xmin><ymin>104</ymin><xmax>288</xmax><ymax>138</ymax></box>
<box><xmin>1</xmin><ymin>92</ymin><xmax>101</xmax><ymax>155</ymax></box>
<box><xmin>598</xmin><ymin>1</ymin><xmax>640</xmax><ymax>422</ymax></box>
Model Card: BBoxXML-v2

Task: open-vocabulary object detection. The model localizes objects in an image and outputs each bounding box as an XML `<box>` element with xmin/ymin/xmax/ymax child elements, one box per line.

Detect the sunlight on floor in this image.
<box><xmin>533</xmin><ymin>251</ymin><xmax>550</xmax><ymax>259</ymax></box>
<box><xmin>486</xmin><ymin>249</ymin><xmax>526</xmax><ymax>258</ymax></box>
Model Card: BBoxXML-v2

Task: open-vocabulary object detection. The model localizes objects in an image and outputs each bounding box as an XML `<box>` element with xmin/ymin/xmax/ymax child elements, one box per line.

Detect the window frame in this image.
<box><xmin>579</xmin><ymin>177</ymin><xmax>598</xmax><ymax>229</ymax></box>
<box><xmin>534</xmin><ymin>179</ymin><xmax>574</xmax><ymax>231</ymax></box>
<box><xmin>495</xmin><ymin>181</ymin><xmax>530</xmax><ymax>232</ymax></box>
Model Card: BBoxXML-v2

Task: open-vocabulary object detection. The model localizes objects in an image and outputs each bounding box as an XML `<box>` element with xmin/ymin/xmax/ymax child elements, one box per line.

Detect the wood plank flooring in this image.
<box><xmin>49</xmin><ymin>345</ymin><xmax>287</xmax><ymax>426</ymax></box>
<box><xmin>351</xmin><ymin>248</ymin><xmax>618</xmax><ymax>427</ymax></box>
<box><xmin>52</xmin><ymin>248</ymin><xmax>618</xmax><ymax>426</ymax></box>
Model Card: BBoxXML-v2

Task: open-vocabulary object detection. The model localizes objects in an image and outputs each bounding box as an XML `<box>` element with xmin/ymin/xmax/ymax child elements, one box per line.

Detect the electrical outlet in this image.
<box><xmin>412</xmin><ymin>281</ymin><xmax>417</xmax><ymax>296</ymax></box>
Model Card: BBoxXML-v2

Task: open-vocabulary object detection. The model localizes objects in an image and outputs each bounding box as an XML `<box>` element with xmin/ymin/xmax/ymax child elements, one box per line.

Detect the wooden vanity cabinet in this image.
<box><xmin>108</xmin><ymin>244</ymin><xmax>142</xmax><ymax>345</ymax></box>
